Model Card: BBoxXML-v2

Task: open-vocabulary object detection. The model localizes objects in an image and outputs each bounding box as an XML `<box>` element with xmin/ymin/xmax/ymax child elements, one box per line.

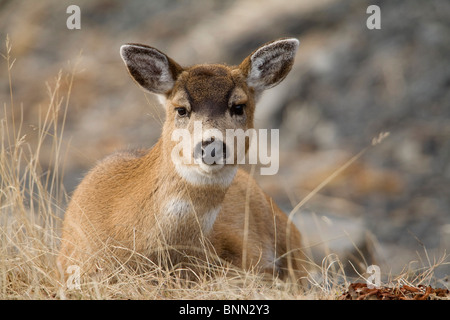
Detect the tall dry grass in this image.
<box><xmin>1</xmin><ymin>35</ymin><xmax>68</xmax><ymax>298</ymax></box>
<box><xmin>0</xmin><ymin>37</ymin><xmax>447</xmax><ymax>299</ymax></box>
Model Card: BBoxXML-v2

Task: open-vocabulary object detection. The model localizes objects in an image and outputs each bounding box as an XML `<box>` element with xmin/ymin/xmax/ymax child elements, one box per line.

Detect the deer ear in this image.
<box><xmin>120</xmin><ymin>44</ymin><xmax>183</xmax><ymax>95</ymax></box>
<box><xmin>240</xmin><ymin>38</ymin><xmax>299</xmax><ymax>93</ymax></box>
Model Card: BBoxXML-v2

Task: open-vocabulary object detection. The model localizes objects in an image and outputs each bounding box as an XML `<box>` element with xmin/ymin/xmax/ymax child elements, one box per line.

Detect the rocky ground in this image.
<box><xmin>339</xmin><ymin>282</ymin><xmax>449</xmax><ymax>300</ymax></box>
<box><xmin>0</xmin><ymin>0</ymin><xmax>448</xmax><ymax>283</ymax></box>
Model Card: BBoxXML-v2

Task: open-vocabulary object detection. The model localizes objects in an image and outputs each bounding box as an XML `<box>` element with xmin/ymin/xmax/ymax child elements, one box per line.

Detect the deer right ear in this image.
<box><xmin>239</xmin><ymin>38</ymin><xmax>299</xmax><ymax>95</ymax></box>
<box><xmin>120</xmin><ymin>44</ymin><xmax>183</xmax><ymax>95</ymax></box>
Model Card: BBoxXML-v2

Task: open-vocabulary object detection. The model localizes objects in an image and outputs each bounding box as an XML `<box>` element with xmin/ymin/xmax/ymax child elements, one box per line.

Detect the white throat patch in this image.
<box><xmin>162</xmin><ymin>197</ymin><xmax>221</xmax><ymax>234</ymax></box>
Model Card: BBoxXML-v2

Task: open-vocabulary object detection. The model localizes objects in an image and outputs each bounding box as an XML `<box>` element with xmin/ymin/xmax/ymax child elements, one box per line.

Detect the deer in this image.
<box><xmin>57</xmin><ymin>38</ymin><xmax>307</xmax><ymax>284</ymax></box>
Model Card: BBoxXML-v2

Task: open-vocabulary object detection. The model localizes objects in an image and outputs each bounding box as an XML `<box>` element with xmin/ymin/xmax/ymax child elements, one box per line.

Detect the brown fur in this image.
<box><xmin>57</xmin><ymin>38</ymin><xmax>306</xmax><ymax>283</ymax></box>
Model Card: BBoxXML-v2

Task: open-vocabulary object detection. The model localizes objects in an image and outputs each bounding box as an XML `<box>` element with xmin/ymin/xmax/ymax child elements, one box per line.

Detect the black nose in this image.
<box><xmin>194</xmin><ymin>139</ymin><xmax>227</xmax><ymax>165</ymax></box>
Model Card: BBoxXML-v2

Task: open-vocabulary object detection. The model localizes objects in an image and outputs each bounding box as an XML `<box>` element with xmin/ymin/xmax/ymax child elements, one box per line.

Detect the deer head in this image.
<box><xmin>120</xmin><ymin>38</ymin><xmax>299</xmax><ymax>185</ymax></box>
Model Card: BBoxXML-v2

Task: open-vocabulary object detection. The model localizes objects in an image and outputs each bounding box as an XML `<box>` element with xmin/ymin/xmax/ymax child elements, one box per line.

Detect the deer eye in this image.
<box><xmin>175</xmin><ymin>107</ymin><xmax>188</xmax><ymax>117</ymax></box>
<box><xmin>231</xmin><ymin>104</ymin><xmax>245</xmax><ymax>116</ymax></box>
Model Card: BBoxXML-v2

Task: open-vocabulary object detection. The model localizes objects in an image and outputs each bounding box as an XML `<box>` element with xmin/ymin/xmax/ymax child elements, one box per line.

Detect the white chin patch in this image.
<box><xmin>174</xmin><ymin>163</ymin><xmax>237</xmax><ymax>187</ymax></box>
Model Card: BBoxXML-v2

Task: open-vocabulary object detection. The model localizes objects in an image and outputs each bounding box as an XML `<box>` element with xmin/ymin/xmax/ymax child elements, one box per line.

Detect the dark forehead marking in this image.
<box><xmin>190</xmin><ymin>64</ymin><xmax>229</xmax><ymax>77</ymax></box>
<box><xmin>184</xmin><ymin>65</ymin><xmax>235</xmax><ymax>114</ymax></box>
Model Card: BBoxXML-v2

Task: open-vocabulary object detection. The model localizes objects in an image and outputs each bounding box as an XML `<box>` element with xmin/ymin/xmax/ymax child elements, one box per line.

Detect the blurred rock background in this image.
<box><xmin>1</xmin><ymin>0</ymin><xmax>448</xmax><ymax>283</ymax></box>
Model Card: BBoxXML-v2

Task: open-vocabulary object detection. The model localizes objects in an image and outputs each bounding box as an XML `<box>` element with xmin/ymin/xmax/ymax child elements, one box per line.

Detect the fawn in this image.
<box><xmin>57</xmin><ymin>38</ymin><xmax>306</xmax><ymax>283</ymax></box>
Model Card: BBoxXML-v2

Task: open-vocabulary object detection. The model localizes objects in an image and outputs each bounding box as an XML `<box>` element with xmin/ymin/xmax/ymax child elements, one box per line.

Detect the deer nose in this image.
<box><xmin>194</xmin><ymin>138</ymin><xmax>227</xmax><ymax>165</ymax></box>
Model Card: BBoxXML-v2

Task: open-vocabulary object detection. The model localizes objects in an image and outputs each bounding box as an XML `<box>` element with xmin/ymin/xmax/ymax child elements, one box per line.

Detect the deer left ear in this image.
<box><xmin>239</xmin><ymin>38</ymin><xmax>299</xmax><ymax>94</ymax></box>
<box><xmin>120</xmin><ymin>44</ymin><xmax>183</xmax><ymax>95</ymax></box>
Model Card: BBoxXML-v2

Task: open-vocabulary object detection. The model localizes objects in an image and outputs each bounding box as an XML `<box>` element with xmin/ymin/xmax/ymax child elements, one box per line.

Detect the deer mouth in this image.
<box><xmin>197</xmin><ymin>161</ymin><xmax>225</xmax><ymax>174</ymax></box>
<box><xmin>174</xmin><ymin>160</ymin><xmax>237</xmax><ymax>187</ymax></box>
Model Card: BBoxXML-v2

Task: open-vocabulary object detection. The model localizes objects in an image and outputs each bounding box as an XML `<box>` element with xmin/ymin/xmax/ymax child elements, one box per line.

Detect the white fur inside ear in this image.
<box><xmin>247</xmin><ymin>38</ymin><xmax>299</xmax><ymax>90</ymax></box>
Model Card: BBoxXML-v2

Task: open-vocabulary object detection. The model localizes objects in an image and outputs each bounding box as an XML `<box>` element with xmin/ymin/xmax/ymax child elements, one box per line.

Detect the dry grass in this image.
<box><xmin>1</xmin><ymin>37</ymin><xmax>447</xmax><ymax>300</ymax></box>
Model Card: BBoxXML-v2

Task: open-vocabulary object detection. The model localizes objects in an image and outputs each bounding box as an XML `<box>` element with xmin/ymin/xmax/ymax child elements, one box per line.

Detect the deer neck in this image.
<box><xmin>145</xmin><ymin>137</ymin><xmax>237</xmax><ymax>242</ymax></box>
